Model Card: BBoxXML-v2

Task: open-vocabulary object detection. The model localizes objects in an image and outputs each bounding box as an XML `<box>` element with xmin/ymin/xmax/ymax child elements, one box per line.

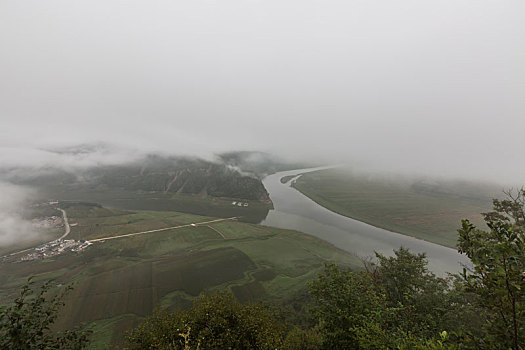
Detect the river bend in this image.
<box><xmin>261</xmin><ymin>167</ymin><xmax>470</xmax><ymax>274</ymax></box>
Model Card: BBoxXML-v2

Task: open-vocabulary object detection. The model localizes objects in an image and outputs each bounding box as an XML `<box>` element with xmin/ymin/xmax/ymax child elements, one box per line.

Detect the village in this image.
<box><xmin>18</xmin><ymin>239</ymin><xmax>92</xmax><ymax>262</ymax></box>
<box><xmin>2</xmin><ymin>202</ymin><xmax>93</xmax><ymax>263</ymax></box>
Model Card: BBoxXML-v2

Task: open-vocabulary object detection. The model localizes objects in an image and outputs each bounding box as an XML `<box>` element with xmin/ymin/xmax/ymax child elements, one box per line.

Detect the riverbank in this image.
<box><xmin>290</xmin><ymin>169</ymin><xmax>495</xmax><ymax>248</ymax></box>
<box><xmin>261</xmin><ymin>167</ymin><xmax>471</xmax><ymax>275</ymax></box>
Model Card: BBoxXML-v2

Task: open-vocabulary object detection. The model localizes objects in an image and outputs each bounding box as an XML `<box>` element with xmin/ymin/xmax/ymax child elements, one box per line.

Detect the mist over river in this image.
<box><xmin>260</xmin><ymin>167</ymin><xmax>471</xmax><ymax>275</ymax></box>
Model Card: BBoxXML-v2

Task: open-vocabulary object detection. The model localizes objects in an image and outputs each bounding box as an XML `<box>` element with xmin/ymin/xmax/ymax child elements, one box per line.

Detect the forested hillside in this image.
<box><xmin>86</xmin><ymin>156</ymin><xmax>270</xmax><ymax>201</ymax></box>
<box><xmin>3</xmin><ymin>154</ymin><xmax>271</xmax><ymax>202</ymax></box>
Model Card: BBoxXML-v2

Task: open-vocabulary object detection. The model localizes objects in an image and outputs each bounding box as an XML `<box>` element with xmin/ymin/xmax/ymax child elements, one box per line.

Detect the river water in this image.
<box><xmin>260</xmin><ymin>167</ymin><xmax>471</xmax><ymax>275</ymax></box>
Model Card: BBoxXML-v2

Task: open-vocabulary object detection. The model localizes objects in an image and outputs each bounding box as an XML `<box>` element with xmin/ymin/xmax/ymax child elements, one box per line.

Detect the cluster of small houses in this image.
<box><xmin>31</xmin><ymin>215</ymin><xmax>62</xmax><ymax>228</ymax></box>
<box><xmin>231</xmin><ymin>201</ymin><xmax>249</xmax><ymax>207</ymax></box>
<box><xmin>18</xmin><ymin>240</ymin><xmax>92</xmax><ymax>262</ymax></box>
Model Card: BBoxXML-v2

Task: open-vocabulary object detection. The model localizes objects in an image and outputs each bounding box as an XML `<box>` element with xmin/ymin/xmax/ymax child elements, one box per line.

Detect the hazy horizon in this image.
<box><xmin>2</xmin><ymin>0</ymin><xmax>524</xmax><ymax>184</ymax></box>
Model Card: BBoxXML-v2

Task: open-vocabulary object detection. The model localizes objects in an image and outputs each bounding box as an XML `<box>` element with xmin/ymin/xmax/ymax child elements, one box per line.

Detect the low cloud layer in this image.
<box><xmin>1</xmin><ymin>0</ymin><xmax>524</xmax><ymax>184</ymax></box>
<box><xmin>0</xmin><ymin>143</ymin><xmax>145</xmax><ymax>172</ymax></box>
<box><xmin>0</xmin><ymin>183</ymin><xmax>38</xmax><ymax>247</ymax></box>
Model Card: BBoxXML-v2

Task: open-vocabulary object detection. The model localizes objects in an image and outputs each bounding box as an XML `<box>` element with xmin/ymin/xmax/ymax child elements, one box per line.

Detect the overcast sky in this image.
<box><xmin>1</xmin><ymin>0</ymin><xmax>524</xmax><ymax>183</ymax></box>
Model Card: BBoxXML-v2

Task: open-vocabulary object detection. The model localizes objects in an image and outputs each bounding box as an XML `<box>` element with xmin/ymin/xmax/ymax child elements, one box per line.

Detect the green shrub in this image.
<box><xmin>127</xmin><ymin>291</ymin><xmax>286</xmax><ymax>349</ymax></box>
<box><xmin>0</xmin><ymin>278</ymin><xmax>90</xmax><ymax>350</ymax></box>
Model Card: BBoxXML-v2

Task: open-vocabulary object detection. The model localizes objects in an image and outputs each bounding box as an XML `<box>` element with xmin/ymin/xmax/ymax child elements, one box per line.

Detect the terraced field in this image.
<box><xmin>0</xmin><ymin>205</ymin><xmax>359</xmax><ymax>349</ymax></box>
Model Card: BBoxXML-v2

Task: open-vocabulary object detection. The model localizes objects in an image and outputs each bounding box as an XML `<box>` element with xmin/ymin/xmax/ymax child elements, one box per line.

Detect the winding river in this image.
<box><xmin>260</xmin><ymin>167</ymin><xmax>471</xmax><ymax>275</ymax></box>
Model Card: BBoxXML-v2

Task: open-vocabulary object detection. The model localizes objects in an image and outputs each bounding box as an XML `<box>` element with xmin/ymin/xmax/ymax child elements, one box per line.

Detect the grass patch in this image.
<box><xmin>231</xmin><ymin>281</ymin><xmax>267</xmax><ymax>302</ymax></box>
<box><xmin>84</xmin><ymin>314</ymin><xmax>140</xmax><ymax>350</ymax></box>
<box><xmin>280</xmin><ymin>175</ymin><xmax>298</xmax><ymax>184</ymax></box>
<box><xmin>252</xmin><ymin>269</ymin><xmax>277</xmax><ymax>282</ymax></box>
<box><xmin>294</xmin><ymin>168</ymin><xmax>499</xmax><ymax>247</ymax></box>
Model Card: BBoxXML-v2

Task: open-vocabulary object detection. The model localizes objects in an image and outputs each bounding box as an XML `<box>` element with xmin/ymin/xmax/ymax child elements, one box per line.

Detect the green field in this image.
<box><xmin>37</xmin><ymin>186</ymin><xmax>272</xmax><ymax>224</ymax></box>
<box><xmin>0</xmin><ymin>205</ymin><xmax>359</xmax><ymax>349</ymax></box>
<box><xmin>292</xmin><ymin>168</ymin><xmax>501</xmax><ymax>247</ymax></box>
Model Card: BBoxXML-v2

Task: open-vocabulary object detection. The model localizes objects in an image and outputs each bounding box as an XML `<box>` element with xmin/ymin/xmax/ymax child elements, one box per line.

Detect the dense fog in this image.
<box><xmin>1</xmin><ymin>0</ymin><xmax>524</xmax><ymax>182</ymax></box>
<box><xmin>0</xmin><ymin>183</ymin><xmax>37</xmax><ymax>247</ymax></box>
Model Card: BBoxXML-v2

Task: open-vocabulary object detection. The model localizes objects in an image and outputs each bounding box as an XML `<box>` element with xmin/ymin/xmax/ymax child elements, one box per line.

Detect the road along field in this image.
<box><xmin>0</xmin><ymin>204</ymin><xmax>360</xmax><ymax>349</ymax></box>
<box><xmin>291</xmin><ymin>168</ymin><xmax>501</xmax><ymax>248</ymax></box>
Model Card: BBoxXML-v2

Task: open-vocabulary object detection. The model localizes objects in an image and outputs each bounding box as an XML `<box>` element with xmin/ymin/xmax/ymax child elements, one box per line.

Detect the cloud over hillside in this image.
<box><xmin>0</xmin><ymin>182</ymin><xmax>37</xmax><ymax>247</ymax></box>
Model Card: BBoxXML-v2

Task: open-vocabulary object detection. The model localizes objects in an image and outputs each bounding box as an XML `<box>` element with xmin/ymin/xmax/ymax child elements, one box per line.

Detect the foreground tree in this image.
<box><xmin>374</xmin><ymin>247</ymin><xmax>453</xmax><ymax>338</ymax></box>
<box><xmin>307</xmin><ymin>248</ymin><xmax>469</xmax><ymax>349</ymax></box>
<box><xmin>458</xmin><ymin>189</ymin><xmax>525</xmax><ymax>349</ymax></box>
<box><xmin>127</xmin><ymin>291</ymin><xmax>287</xmax><ymax>349</ymax></box>
<box><xmin>308</xmin><ymin>263</ymin><xmax>387</xmax><ymax>348</ymax></box>
<box><xmin>0</xmin><ymin>278</ymin><xmax>90</xmax><ymax>350</ymax></box>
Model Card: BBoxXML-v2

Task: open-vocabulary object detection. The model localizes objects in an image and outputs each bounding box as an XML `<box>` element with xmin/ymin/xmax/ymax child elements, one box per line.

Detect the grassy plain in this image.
<box><xmin>38</xmin><ymin>185</ymin><xmax>271</xmax><ymax>223</ymax></box>
<box><xmin>292</xmin><ymin>168</ymin><xmax>501</xmax><ymax>248</ymax></box>
<box><xmin>0</xmin><ymin>205</ymin><xmax>359</xmax><ymax>349</ymax></box>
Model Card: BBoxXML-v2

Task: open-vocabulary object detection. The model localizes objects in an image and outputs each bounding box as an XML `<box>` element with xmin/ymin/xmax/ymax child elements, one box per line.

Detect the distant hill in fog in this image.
<box><xmin>2</xmin><ymin>153</ymin><xmax>277</xmax><ymax>201</ymax></box>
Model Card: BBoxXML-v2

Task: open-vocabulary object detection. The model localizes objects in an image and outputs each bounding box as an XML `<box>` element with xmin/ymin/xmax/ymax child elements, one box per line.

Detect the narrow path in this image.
<box><xmin>1</xmin><ymin>246</ymin><xmax>35</xmax><ymax>259</ymax></box>
<box><xmin>87</xmin><ymin>217</ymin><xmax>237</xmax><ymax>243</ymax></box>
<box><xmin>57</xmin><ymin>209</ymin><xmax>71</xmax><ymax>240</ymax></box>
<box><xmin>207</xmin><ymin>225</ymin><xmax>226</xmax><ymax>239</ymax></box>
